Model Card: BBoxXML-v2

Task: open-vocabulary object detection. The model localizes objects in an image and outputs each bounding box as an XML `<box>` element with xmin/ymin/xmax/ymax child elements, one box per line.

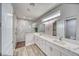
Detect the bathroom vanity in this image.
<box><xmin>33</xmin><ymin>33</ymin><xmax>79</xmax><ymax>56</ymax></box>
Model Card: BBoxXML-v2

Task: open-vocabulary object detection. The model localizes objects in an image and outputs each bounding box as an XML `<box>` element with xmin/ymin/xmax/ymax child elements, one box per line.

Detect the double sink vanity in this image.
<box><xmin>33</xmin><ymin>33</ymin><xmax>79</xmax><ymax>56</ymax></box>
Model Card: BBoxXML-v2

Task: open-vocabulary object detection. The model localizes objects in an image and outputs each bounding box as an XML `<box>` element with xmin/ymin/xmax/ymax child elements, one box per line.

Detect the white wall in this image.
<box><xmin>16</xmin><ymin>20</ymin><xmax>33</xmax><ymax>42</ymax></box>
<box><xmin>16</xmin><ymin>19</ymin><xmax>34</xmax><ymax>45</ymax></box>
<box><xmin>16</xmin><ymin>20</ymin><xmax>26</xmax><ymax>42</ymax></box>
<box><xmin>2</xmin><ymin>3</ymin><xmax>13</xmax><ymax>55</ymax></box>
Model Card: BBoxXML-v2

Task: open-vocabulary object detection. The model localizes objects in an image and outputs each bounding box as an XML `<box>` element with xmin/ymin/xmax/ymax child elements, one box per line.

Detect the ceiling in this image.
<box><xmin>12</xmin><ymin>3</ymin><xmax>60</xmax><ymax>21</ymax></box>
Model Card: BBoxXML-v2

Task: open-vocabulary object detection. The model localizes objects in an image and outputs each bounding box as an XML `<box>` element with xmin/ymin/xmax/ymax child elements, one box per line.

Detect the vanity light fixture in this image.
<box><xmin>42</xmin><ymin>11</ymin><xmax>60</xmax><ymax>22</ymax></box>
<box><xmin>43</xmin><ymin>19</ymin><xmax>57</xmax><ymax>24</ymax></box>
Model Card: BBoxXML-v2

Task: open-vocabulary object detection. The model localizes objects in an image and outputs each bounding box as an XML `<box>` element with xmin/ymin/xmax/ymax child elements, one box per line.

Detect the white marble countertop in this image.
<box><xmin>33</xmin><ymin>33</ymin><xmax>79</xmax><ymax>55</ymax></box>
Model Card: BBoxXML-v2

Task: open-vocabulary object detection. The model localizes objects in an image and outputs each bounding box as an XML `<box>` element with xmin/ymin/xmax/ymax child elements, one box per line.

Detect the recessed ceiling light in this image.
<box><xmin>43</xmin><ymin>19</ymin><xmax>58</xmax><ymax>24</ymax></box>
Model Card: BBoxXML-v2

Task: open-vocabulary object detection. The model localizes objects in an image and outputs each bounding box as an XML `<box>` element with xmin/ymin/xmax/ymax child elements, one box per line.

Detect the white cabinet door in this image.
<box><xmin>38</xmin><ymin>38</ymin><xmax>42</xmax><ymax>49</ymax></box>
<box><xmin>36</xmin><ymin>36</ymin><xmax>41</xmax><ymax>47</ymax></box>
<box><xmin>42</xmin><ymin>39</ymin><xmax>46</xmax><ymax>53</ymax></box>
<box><xmin>52</xmin><ymin>48</ymin><xmax>61</xmax><ymax>56</ymax></box>
<box><xmin>35</xmin><ymin>37</ymin><xmax>46</xmax><ymax>55</ymax></box>
<box><xmin>50</xmin><ymin>43</ymin><xmax>61</xmax><ymax>56</ymax></box>
<box><xmin>45</xmin><ymin>42</ymin><xmax>52</xmax><ymax>56</ymax></box>
<box><xmin>35</xmin><ymin>36</ymin><xmax>38</xmax><ymax>45</ymax></box>
<box><xmin>38</xmin><ymin>38</ymin><xmax>40</xmax><ymax>46</ymax></box>
<box><xmin>36</xmin><ymin>37</ymin><xmax>38</xmax><ymax>45</ymax></box>
<box><xmin>46</xmin><ymin>42</ymin><xmax>61</xmax><ymax>56</ymax></box>
<box><xmin>34</xmin><ymin>35</ymin><xmax>36</xmax><ymax>43</ymax></box>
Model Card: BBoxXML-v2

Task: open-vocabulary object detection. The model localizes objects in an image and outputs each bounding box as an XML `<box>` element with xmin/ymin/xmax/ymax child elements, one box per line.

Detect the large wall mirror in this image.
<box><xmin>65</xmin><ymin>18</ymin><xmax>77</xmax><ymax>40</ymax></box>
<box><xmin>38</xmin><ymin>24</ymin><xmax>45</xmax><ymax>33</ymax></box>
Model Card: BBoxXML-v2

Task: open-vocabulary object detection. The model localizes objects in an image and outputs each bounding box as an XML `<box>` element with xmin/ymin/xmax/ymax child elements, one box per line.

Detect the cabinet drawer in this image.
<box><xmin>46</xmin><ymin>41</ymin><xmax>61</xmax><ymax>56</ymax></box>
<box><xmin>45</xmin><ymin>41</ymin><xmax>53</xmax><ymax>56</ymax></box>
